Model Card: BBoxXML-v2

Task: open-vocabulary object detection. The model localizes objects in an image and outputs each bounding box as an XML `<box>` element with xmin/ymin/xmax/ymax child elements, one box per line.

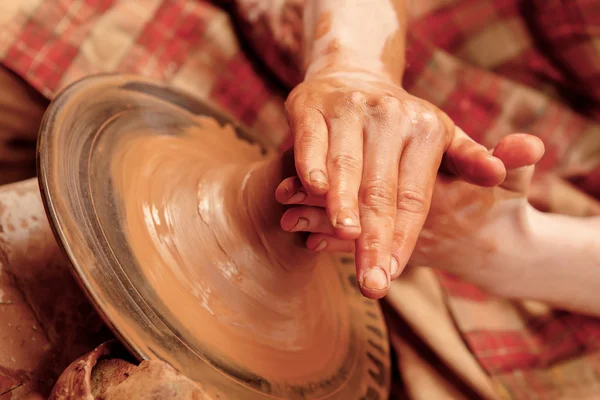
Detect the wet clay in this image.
<box><xmin>109</xmin><ymin>117</ymin><xmax>353</xmax><ymax>385</ymax></box>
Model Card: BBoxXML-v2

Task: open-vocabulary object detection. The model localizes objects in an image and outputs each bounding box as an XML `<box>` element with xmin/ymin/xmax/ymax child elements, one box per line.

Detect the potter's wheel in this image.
<box><xmin>37</xmin><ymin>74</ymin><xmax>390</xmax><ymax>399</ymax></box>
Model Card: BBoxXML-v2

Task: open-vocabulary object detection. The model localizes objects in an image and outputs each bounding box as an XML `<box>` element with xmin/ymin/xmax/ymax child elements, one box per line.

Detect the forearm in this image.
<box><xmin>497</xmin><ymin>206</ymin><xmax>600</xmax><ymax>317</ymax></box>
<box><xmin>303</xmin><ymin>0</ymin><xmax>407</xmax><ymax>83</ymax></box>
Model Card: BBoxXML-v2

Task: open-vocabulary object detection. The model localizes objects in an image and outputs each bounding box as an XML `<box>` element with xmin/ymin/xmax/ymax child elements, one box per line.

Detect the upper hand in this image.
<box><xmin>285</xmin><ymin>69</ymin><xmax>507</xmax><ymax>298</ymax></box>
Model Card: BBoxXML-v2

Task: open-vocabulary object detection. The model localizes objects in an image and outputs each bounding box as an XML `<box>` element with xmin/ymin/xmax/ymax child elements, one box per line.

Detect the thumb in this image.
<box><xmin>442</xmin><ymin>126</ymin><xmax>506</xmax><ymax>187</ymax></box>
<box><xmin>492</xmin><ymin>133</ymin><xmax>545</xmax><ymax>194</ymax></box>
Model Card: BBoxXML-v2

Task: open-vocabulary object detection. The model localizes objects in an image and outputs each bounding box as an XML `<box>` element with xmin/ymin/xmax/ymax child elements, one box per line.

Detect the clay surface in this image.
<box><xmin>111</xmin><ymin>117</ymin><xmax>347</xmax><ymax>382</ymax></box>
<box><xmin>49</xmin><ymin>341</ymin><xmax>211</xmax><ymax>400</ymax></box>
<box><xmin>34</xmin><ymin>75</ymin><xmax>389</xmax><ymax>399</ymax></box>
<box><xmin>107</xmin><ymin>115</ymin><xmax>389</xmax><ymax>398</ymax></box>
<box><xmin>0</xmin><ymin>179</ymin><xmax>112</xmax><ymax>398</ymax></box>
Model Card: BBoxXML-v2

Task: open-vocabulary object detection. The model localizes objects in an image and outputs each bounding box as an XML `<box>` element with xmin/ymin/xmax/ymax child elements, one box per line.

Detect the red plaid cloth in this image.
<box><xmin>2</xmin><ymin>0</ymin><xmax>600</xmax><ymax>398</ymax></box>
<box><xmin>0</xmin><ymin>0</ymin><xmax>291</xmax><ymax>146</ymax></box>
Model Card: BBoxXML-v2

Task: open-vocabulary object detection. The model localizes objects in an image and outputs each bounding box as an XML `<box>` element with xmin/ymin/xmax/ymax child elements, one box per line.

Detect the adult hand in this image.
<box><xmin>284</xmin><ymin>70</ymin><xmax>507</xmax><ymax>298</ymax></box>
<box><xmin>277</xmin><ymin>134</ymin><xmax>545</xmax><ymax>296</ymax></box>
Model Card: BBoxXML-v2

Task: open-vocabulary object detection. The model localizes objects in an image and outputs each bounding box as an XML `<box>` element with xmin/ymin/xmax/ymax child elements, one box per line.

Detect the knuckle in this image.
<box><xmin>405</xmin><ymin>102</ymin><xmax>447</xmax><ymax>141</ymax></box>
<box><xmin>422</xmin><ymin>117</ymin><xmax>445</xmax><ymax>140</ymax></box>
<box><xmin>376</xmin><ymin>95</ymin><xmax>402</xmax><ymax>113</ymax></box>
<box><xmin>359</xmin><ymin>178</ymin><xmax>396</xmax><ymax>209</ymax></box>
<box><xmin>347</xmin><ymin>91</ymin><xmax>366</xmax><ymax>108</ymax></box>
<box><xmin>419</xmin><ymin>110</ymin><xmax>439</xmax><ymax>130</ymax></box>
<box><xmin>329</xmin><ymin>154</ymin><xmax>361</xmax><ymax>174</ymax></box>
<box><xmin>368</xmin><ymin>95</ymin><xmax>403</xmax><ymax>121</ymax></box>
<box><xmin>286</xmin><ymin>89</ymin><xmax>322</xmax><ymax>117</ymax></box>
<box><xmin>396</xmin><ymin>187</ymin><xmax>428</xmax><ymax>215</ymax></box>
<box><xmin>297</xmin><ymin>128</ymin><xmax>326</xmax><ymax>148</ymax></box>
<box><xmin>332</xmin><ymin>91</ymin><xmax>366</xmax><ymax>116</ymax></box>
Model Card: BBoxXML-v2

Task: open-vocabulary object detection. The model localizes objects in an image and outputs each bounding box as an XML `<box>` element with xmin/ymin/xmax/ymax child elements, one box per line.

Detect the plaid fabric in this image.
<box><xmin>0</xmin><ymin>0</ymin><xmax>291</xmax><ymax>148</ymax></box>
<box><xmin>2</xmin><ymin>0</ymin><xmax>600</xmax><ymax>398</ymax></box>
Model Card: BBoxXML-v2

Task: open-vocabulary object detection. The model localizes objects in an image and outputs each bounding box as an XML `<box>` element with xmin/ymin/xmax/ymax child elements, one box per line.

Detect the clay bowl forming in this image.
<box><xmin>36</xmin><ymin>74</ymin><xmax>390</xmax><ymax>399</ymax></box>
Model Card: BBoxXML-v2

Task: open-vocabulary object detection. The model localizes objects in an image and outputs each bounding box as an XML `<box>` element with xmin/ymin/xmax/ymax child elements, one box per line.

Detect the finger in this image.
<box><xmin>492</xmin><ymin>133</ymin><xmax>545</xmax><ymax>169</ymax></box>
<box><xmin>287</xmin><ymin>105</ymin><xmax>330</xmax><ymax>195</ymax></box>
<box><xmin>280</xmin><ymin>206</ymin><xmax>336</xmax><ymax>234</ymax></box>
<box><xmin>275</xmin><ymin>177</ymin><xmax>327</xmax><ymax>207</ymax></box>
<box><xmin>443</xmin><ymin>126</ymin><xmax>506</xmax><ymax>186</ymax></box>
<box><xmin>391</xmin><ymin>134</ymin><xmax>445</xmax><ymax>280</ymax></box>
<box><xmin>325</xmin><ymin>96</ymin><xmax>365</xmax><ymax>240</ymax></box>
<box><xmin>306</xmin><ymin>233</ymin><xmax>355</xmax><ymax>253</ymax></box>
<box><xmin>355</xmin><ymin>97</ymin><xmax>404</xmax><ymax>299</ymax></box>
<box><xmin>493</xmin><ymin>134</ymin><xmax>545</xmax><ymax>194</ymax></box>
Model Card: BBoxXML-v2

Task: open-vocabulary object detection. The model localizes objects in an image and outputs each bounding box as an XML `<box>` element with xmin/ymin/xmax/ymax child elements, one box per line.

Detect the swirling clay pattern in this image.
<box><xmin>109</xmin><ymin>116</ymin><xmax>354</xmax><ymax>388</ymax></box>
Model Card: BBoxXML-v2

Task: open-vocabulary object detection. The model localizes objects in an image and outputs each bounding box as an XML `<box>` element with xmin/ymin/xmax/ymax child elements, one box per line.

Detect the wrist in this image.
<box><xmin>304</xmin><ymin>56</ymin><xmax>404</xmax><ymax>86</ymax></box>
<box><xmin>495</xmin><ymin>205</ymin><xmax>563</xmax><ymax>299</ymax></box>
<box><xmin>490</xmin><ymin>206</ymin><xmax>600</xmax><ymax>316</ymax></box>
<box><xmin>452</xmin><ymin>201</ymin><xmax>537</xmax><ymax>297</ymax></box>
<box><xmin>302</xmin><ymin>0</ymin><xmax>408</xmax><ymax>85</ymax></box>
<box><xmin>486</xmin><ymin>203</ymin><xmax>539</xmax><ymax>293</ymax></box>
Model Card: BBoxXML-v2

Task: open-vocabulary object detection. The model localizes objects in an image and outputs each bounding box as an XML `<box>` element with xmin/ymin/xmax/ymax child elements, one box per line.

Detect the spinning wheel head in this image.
<box><xmin>37</xmin><ymin>74</ymin><xmax>390</xmax><ymax>399</ymax></box>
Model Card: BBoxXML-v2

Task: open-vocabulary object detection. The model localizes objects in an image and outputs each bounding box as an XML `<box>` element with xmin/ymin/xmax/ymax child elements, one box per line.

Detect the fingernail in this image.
<box><xmin>309</xmin><ymin>170</ymin><xmax>328</xmax><ymax>189</ymax></box>
<box><xmin>314</xmin><ymin>240</ymin><xmax>327</xmax><ymax>251</ymax></box>
<box><xmin>287</xmin><ymin>190</ymin><xmax>307</xmax><ymax>204</ymax></box>
<box><xmin>291</xmin><ymin>217</ymin><xmax>309</xmax><ymax>232</ymax></box>
<box><xmin>335</xmin><ymin>209</ymin><xmax>359</xmax><ymax>228</ymax></box>
<box><xmin>361</xmin><ymin>267</ymin><xmax>389</xmax><ymax>291</ymax></box>
<box><xmin>390</xmin><ymin>257</ymin><xmax>400</xmax><ymax>276</ymax></box>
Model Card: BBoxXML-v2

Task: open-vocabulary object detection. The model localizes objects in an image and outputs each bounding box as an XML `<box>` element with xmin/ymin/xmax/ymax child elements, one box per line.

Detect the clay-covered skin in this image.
<box><xmin>286</xmin><ymin>0</ymin><xmax>509</xmax><ymax>299</ymax></box>
<box><xmin>109</xmin><ymin>118</ymin><xmax>354</xmax><ymax>387</ymax></box>
<box><xmin>275</xmin><ymin>134</ymin><xmax>546</xmax><ymax>288</ymax></box>
<box><xmin>276</xmin><ymin>131</ymin><xmax>600</xmax><ymax>316</ymax></box>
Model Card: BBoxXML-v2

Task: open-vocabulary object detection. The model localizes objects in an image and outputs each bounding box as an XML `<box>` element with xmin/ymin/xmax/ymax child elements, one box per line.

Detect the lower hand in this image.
<box><xmin>276</xmin><ymin>133</ymin><xmax>545</xmax><ymax>297</ymax></box>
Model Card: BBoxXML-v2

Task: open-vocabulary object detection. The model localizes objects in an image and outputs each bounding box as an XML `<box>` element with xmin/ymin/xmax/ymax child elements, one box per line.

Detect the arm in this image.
<box><xmin>303</xmin><ymin>0</ymin><xmax>407</xmax><ymax>83</ymax></box>
<box><xmin>495</xmin><ymin>208</ymin><xmax>600</xmax><ymax>317</ymax></box>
